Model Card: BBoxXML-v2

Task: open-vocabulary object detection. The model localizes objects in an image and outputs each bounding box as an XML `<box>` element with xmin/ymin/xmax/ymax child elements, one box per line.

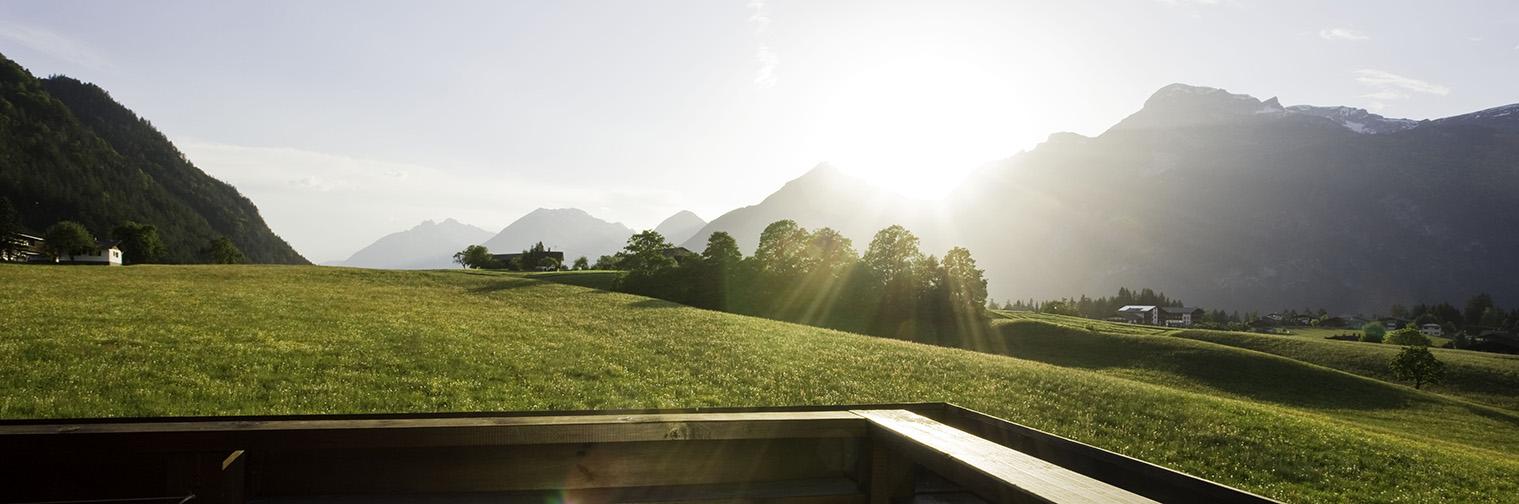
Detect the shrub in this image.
<box><xmin>1385</xmin><ymin>327</ymin><xmax>1431</xmax><ymax>346</ymax></box>
<box><xmin>1359</xmin><ymin>322</ymin><xmax>1385</xmax><ymax>343</ymax></box>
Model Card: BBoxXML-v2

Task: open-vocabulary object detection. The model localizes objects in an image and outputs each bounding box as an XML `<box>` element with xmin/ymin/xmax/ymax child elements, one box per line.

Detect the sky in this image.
<box><xmin>2</xmin><ymin>0</ymin><xmax>1516</xmax><ymax>262</ymax></box>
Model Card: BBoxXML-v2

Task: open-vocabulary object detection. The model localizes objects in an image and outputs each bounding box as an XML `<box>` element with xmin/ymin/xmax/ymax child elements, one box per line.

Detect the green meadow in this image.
<box><xmin>3</xmin><ymin>265</ymin><xmax>1519</xmax><ymax>503</ymax></box>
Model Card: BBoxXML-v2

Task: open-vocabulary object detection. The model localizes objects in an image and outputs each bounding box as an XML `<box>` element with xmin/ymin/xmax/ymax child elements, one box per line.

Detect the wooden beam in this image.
<box><xmin>250</xmin><ymin>438</ymin><xmax>859</xmax><ymax>495</ymax></box>
<box><xmin>866</xmin><ymin>434</ymin><xmax>914</xmax><ymax>504</ymax></box>
<box><xmin>938</xmin><ymin>405</ymin><xmax>1281</xmax><ymax>504</ymax></box>
<box><xmin>0</xmin><ymin>411</ymin><xmax>866</xmax><ymax>452</ymax></box>
<box><xmin>853</xmin><ymin>410</ymin><xmax>1157</xmax><ymax>504</ymax></box>
<box><xmin>246</xmin><ymin>478</ymin><xmax>866</xmax><ymax>504</ymax></box>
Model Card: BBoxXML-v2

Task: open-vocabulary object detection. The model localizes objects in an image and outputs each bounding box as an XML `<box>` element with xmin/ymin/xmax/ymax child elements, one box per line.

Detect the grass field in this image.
<box><xmin>1173</xmin><ymin>328</ymin><xmax>1519</xmax><ymax>412</ymax></box>
<box><xmin>4</xmin><ymin>265</ymin><xmax>1519</xmax><ymax>502</ymax></box>
<box><xmin>995</xmin><ymin>311</ymin><xmax>1519</xmax><ymax>412</ymax></box>
<box><xmin>985</xmin><ymin>316</ymin><xmax>1519</xmax><ymax>454</ymax></box>
<box><xmin>1276</xmin><ymin>326</ymin><xmax>1454</xmax><ymax>348</ymax></box>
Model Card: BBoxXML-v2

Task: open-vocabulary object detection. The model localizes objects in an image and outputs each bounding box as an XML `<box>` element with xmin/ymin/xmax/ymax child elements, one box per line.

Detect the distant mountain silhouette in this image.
<box><xmin>0</xmin><ymin>52</ymin><xmax>305</xmax><ymax>263</ymax></box>
<box><xmin>682</xmin><ymin>164</ymin><xmax>932</xmax><ymax>253</ymax></box>
<box><xmin>338</xmin><ymin>218</ymin><xmax>492</xmax><ymax>269</ymax></box>
<box><xmin>652</xmin><ymin>210</ymin><xmax>706</xmax><ymax>245</ymax></box>
<box><xmin>482</xmin><ymin>208</ymin><xmax>633</xmax><ymax>261</ymax></box>
<box><xmin>691</xmin><ymin>84</ymin><xmax>1519</xmax><ymax>312</ymax></box>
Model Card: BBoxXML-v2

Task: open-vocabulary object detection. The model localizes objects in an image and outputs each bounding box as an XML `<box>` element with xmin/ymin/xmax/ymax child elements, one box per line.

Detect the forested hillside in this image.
<box><xmin>0</xmin><ymin>52</ymin><xmax>304</xmax><ymax>264</ymax></box>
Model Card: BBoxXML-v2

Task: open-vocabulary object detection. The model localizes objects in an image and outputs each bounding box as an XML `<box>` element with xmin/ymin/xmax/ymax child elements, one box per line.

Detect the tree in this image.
<box><xmin>701</xmin><ymin>231</ymin><xmax>743</xmax><ymax>267</ymax></box>
<box><xmin>942</xmin><ymin>247</ymin><xmax>988</xmax><ymax>314</ymax></box>
<box><xmin>453</xmin><ymin>245</ymin><xmax>493</xmax><ymax>269</ymax></box>
<box><xmin>538</xmin><ymin>256</ymin><xmax>562</xmax><ymax>271</ymax></box>
<box><xmin>517</xmin><ymin>242</ymin><xmax>553</xmax><ymax>271</ymax></box>
<box><xmin>1480</xmin><ymin>306</ymin><xmax>1506</xmax><ymax>329</ymax></box>
<box><xmin>619</xmin><ymin>230</ymin><xmax>675</xmax><ymax>275</ymax></box>
<box><xmin>593</xmin><ymin>254</ymin><xmax>621</xmax><ymax>270</ymax></box>
<box><xmin>1431</xmin><ymin>302</ymin><xmax>1463</xmax><ymax>328</ymax></box>
<box><xmin>572</xmin><ymin>256</ymin><xmax>590</xmax><ymax>270</ymax></box>
<box><xmin>205</xmin><ymin>237</ymin><xmax>246</xmax><ymax>264</ymax></box>
<box><xmin>801</xmin><ymin>227</ymin><xmax>857</xmax><ymax>277</ymax></box>
<box><xmin>753</xmin><ymin>220</ymin><xmax>809</xmax><ymax>276</ymax></box>
<box><xmin>44</xmin><ymin>221</ymin><xmax>96</xmax><ymax>260</ymax></box>
<box><xmin>1385</xmin><ymin>327</ymin><xmax>1431</xmax><ymax>346</ymax></box>
<box><xmin>1359</xmin><ymin>322</ymin><xmax>1386</xmax><ymax>343</ymax></box>
<box><xmin>1389</xmin><ymin>346</ymin><xmax>1445</xmax><ymax>389</ymax></box>
<box><xmin>1464</xmin><ymin>293</ymin><xmax>1495</xmax><ymax>328</ymax></box>
<box><xmin>111</xmin><ymin>221</ymin><xmax>166</xmax><ymax>264</ymax></box>
<box><xmin>862</xmin><ymin>225</ymin><xmax>923</xmax><ymax>281</ymax></box>
<box><xmin>0</xmin><ymin>197</ymin><xmax>21</xmax><ymax>258</ymax></box>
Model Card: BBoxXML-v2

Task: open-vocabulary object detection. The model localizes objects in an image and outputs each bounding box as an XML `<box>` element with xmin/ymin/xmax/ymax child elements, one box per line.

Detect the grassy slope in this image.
<box><xmin>985</xmin><ymin>317</ymin><xmax>1519</xmax><ymax>455</ymax></box>
<box><xmin>1269</xmin><ymin>326</ymin><xmax>1453</xmax><ymax>349</ymax></box>
<box><xmin>2</xmin><ymin>265</ymin><xmax>1518</xmax><ymax>502</ymax></box>
<box><xmin>997</xmin><ymin>311</ymin><xmax>1519</xmax><ymax>412</ymax></box>
<box><xmin>1174</xmin><ymin>329</ymin><xmax>1519</xmax><ymax>411</ymax></box>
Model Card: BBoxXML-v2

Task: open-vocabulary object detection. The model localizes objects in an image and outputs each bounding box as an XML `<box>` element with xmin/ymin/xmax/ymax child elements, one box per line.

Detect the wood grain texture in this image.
<box><xmin>854</xmin><ymin>410</ymin><xmax>1156</xmax><ymax>504</ymax></box>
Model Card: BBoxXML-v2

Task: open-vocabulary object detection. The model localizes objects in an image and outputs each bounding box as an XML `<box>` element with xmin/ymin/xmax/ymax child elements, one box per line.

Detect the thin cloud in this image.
<box><xmin>0</xmin><ymin>21</ymin><xmax>111</xmax><ymax>70</ymax></box>
<box><xmin>754</xmin><ymin>45</ymin><xmax>778</xmax><ymax>88</ymax></box>
<box><xmin>747</xmin><ymin>0</ymin><xmax>771</xmax><ymax>33</ymax></box>
<box><xmin>1354</xmin><ymin>69</ymin><xmax>1450</xmax><ymax>97</ymax></box>
<box><xmin>1320</xmin><ymin>28</ymin><xmax>1369</xmax><ymax>41</ymax></box>
<box><xmin>747</xmin><ymin>0</ymin><xmax>777</xmax><ymax>89</ymax></box>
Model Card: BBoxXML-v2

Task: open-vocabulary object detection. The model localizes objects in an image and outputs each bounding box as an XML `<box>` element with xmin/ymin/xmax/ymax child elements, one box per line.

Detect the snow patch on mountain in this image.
<box><xmin>1285</xmin><ymin>105</ymin><xmax>1417</xmax><ymax>134</ymax></box>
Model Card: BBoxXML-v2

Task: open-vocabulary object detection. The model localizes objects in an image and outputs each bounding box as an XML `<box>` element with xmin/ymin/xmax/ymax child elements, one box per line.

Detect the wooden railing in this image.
<box><xmin>0</xmin><ymin>403</ymin><xmax>1279</xmax><ymax>503</ymax></box>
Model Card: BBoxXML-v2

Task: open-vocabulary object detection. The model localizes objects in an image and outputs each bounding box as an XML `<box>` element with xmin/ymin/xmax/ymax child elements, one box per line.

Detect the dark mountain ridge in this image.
<box><xmin>953</xmin><ymin>84</ymin><xmax>1519</xmax><ymax>312</ymax></box>
<box><xmin>0</xmin><ymin>53</ymin><xmax>305</xmax><ymax>263</ymax></box>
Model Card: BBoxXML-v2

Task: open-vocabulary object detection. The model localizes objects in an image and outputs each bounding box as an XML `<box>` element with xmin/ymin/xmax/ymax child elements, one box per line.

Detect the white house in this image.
<box><xmin>1420</xmin><ymin>323</ymin><xmax>1443</xmax><ymax>338</ymax></box>
<box><xmin>47</xmin><ymin>239</ymin><xmax>123</xmax><ymax>266</ymax></box>
<box><xmin>1116</xmin><ymin>305</ymin><xmax>1159</xmax><ymax>325</ymax></box>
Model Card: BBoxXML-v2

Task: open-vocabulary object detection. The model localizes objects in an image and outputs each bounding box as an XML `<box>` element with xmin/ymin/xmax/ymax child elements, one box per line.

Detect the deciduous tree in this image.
<box><xmin>43</xmin><ymin>221</ymin><xmax>95</xmax><ymax>260</ymax></box>
<box><xmin>112</xmin><ymin>221</ymin><xmax>166</xmax><ymax>264</ymax></box>
<box><xmin>205</xmin><ymin>237</ymin><xmax>246</xmax><ymax>264</ymax></box>
<box><xmin>453</xmin><ymin>245</ymin><xmax>493</xmax><ymax>269</ymax></box>
<box><xmin>1389</xmin><ymin>346</ymin><xmax>1445</xmax><ymax>389</ymax></box>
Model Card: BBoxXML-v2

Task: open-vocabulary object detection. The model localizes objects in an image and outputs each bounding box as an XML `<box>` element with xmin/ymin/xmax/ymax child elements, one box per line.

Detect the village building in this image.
<box><xmin>1</xmin><ymin>233</ymin><xmax>46</xmax><ymax>263</ymax></box>
<box><xmin>53</xmin><ymin>239</ymin><xmax>124</xmax><ymax>266</ymax></box>
<box><xmin>1419</xmin><ymin>323</ymin><xmax>1443</xmax><ymax>338</ymax></box>
<box><xmin>488</xmin><ymin>250</ymin><xmax>566</xmax><ymax>270</ymax></box>
<box><xmin>1115</xmin><ymin>305</ymin><xmax>1205</xmax><ymax>327</ymax></box>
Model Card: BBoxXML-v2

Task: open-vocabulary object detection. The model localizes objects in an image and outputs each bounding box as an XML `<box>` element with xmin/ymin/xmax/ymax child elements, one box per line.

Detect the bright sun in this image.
<box><xmin>807</xmin><ymin>55</ymin><xmax>1028</xmax><ymax>200</ymax></box>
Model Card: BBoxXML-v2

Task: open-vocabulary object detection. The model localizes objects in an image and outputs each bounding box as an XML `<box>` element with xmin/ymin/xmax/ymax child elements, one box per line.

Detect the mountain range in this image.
<box><xmin>336</xmin><ymin>218</ymin><xmax>493</xmax><ymax>269</ymax></box>
<box><xmin>336</xmin><ymin>208</ymin><xmax>708</xmax><ymax>269</ymax></box>
<box><xmin>653</xmin><ymin>210</ymin><xmax>707</xmax><ymax>245</ymax></box>
<box><xmin>337</xmin><ymin>83</ymin><xmax>1518</xmax><ymax>312</ymax></box>
<box><xmin>0</xmin><ymin>52</ymin><xmax>305</xmax><ymax>263</ymax></box>
<box><xmin>677</xmin><ymin>84</ymin><xmax>1519</xmax><ymax>313</ymax></box>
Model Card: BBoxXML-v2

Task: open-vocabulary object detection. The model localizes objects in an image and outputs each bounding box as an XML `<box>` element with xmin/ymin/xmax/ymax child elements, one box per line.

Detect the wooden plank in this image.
<box><xmin>853</xmin><ymin>410</ymin><xmax>1156</xmax><ymax>504</ymax></box>
<box><xmin>0</xmin><ymin>411</ymin><xmax>866</xmax><ymax>452</ymax></box>
<box><xmin>251</xmin><ymin>438</ymin><xmax>860</xmax><ymax>495</ymax></box>
<box><xmin>938</xmin><ymin>405</ymin><xmax>1281</xmax><ymax>504</ymax></box>
<box><xmin>248</xmin><ymin>477</ymin><xmax>866</xmax><ymax>504</ymax></box>
<box><xmin>867</xmin><ymin>434</ymin><xmax>915</xmax><ymax>504</ymax></box>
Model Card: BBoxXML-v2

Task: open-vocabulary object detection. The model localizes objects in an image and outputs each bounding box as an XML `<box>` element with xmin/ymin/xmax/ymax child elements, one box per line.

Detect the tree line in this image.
<box><xmin>993</xmin><ymin>287</ymin><xmax>1187</xmax><ymax>318</ymax></box>
<box><xmin>602</xmin><ymin>220</ymin><xmax>990</xmax><ymax>345</ymax></box>
<box><xmin>1</xmin><ymin>199</ymin><xmax>246</xmax><ymax>264</ymax></box>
